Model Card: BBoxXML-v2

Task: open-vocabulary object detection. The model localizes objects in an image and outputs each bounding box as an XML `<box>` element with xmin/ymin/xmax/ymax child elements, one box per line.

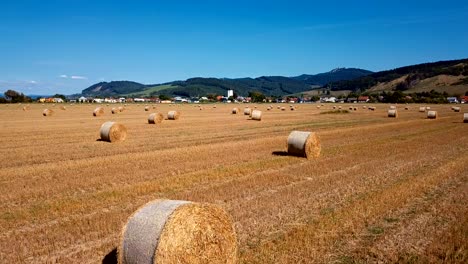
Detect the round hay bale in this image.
<box><xmin>427</xmin><ymin>110</ymin><xmax>438</xmax><ymax>119</ymax></box>
<box><xmin>338</xmin><ymin>106</ymin><xmax>342</xmax><ymax>109</ymax></box>
<box><xmin>100</xmin><ymin>121</ymin><xmax>127</xmax><ymax>142</ymax></box>
<box><xmin>281</xmin><ymin>107</ymin><xmax>286</xmax><ymax>111</ymax></box>
<box><xmin>267</xmin><ymin>107</ymin><xmax>271</xmax><ymax>111</ymax></box>
<box><xmin>148</xmin><ymin>113</ymin><xmax>164</xmax><ymax>124</ymax></box>
<box><xmin>389</xmin><ymin>105</ymin><xmax>396</xmax><ymax>109</ymax></box>
<box><xmin>419</xmin><ymin>106</ymin><xmax>426</xmax><ymax>112</ymax></box>
<box><xmin>42</xmin><ymin>109</ymin><xmax>54</xmax><ymax>116</ymax></box>
<box><xmin>333</xmin><ymin>106</ymin><xmax>336</xmax><ymax>109</ymax></box>
<box><xmin>118</xmin><ymin>200</ymin><xmax>237</xmax><ymax>264</ymax></box>
<box><xmin>167</xmin><ymin>110</ymin><xmax>180</xmax><ymax>120</ymax></box>
<box><xmin>118</xmin><ymin>106</ymin><xmax>124</xmax><ymax>112</ymax></box>
<box><xmin>353</xmin><ymin>107</ymin><xmax>357</xmax><ymax>111</ymax></box>
<box><xmin>243</xmin><ymin>108</ymin><xmax>251</xmax><ymax>115</ymax></box>
<box><xmin>93</xmin><ymin>107</ymin><xmax>104</xmax><ymax>116</ymax></box>
<box><xmin>362</xmin><ymin>106</ymin><xmax>367</xmax><ymax>109</ymax></box>
<box><xmin>464</xmin><ymin>113</ymin><xmax>468</xmax><ymax>123</ymax></box>
<box><xmin>111</xmin><ymin>108</ymin><xmax>118</xmax><ymax>114</ymax></box>
<box><xmin>453</xmin><ymin>107</ymin><xmax>460</xmax><ymax>112</ymax></box>
<box><xmin>60</xmin><ymin>106</ymin><xmax>66</xmax><ymax>110</ymax></box>
<box><xmin>290</xmin><ymin>107</ymin><xmax>295</xmax><ymax>111</ymax></box>
<box><xmin>231</xmin><ymin>108</ymin><xmax>239</xmax><ymax>114</ymax></box>
<box><xmin>405</xmin><ymin>107</ymin><xmax>409</xmax><ymax>110</ymax></box>
<box><xmin>426</xmin><ymin>107</ymin><xmax>431</xmax><ymax>110</ymax></box>
<box><xmin>22</xmin><ymin>106</ymin><xmax>30</xmax><ymax>111</ymax></box>
<box><xmin>316</xmin><ymin>106</ymin><xmax>320</xmax><ymax>109</ymax></box>
<box><xmin>277</xmin><ymin>106</ymin><xmax>280</xmax><ymax>109</ymax></box>
<box><xmin>251</xmin><ymin>110</ymin><xmax>262</xmax><ymax>121</ymax></box>
<box><xmin>388</xmin><ymin>109</ymin><xmax>398</xmax><ymax>118</ymax></box>
<box><xmin>213</xmin><ymin>105</ymin><xmax>217</xmax><ymax>109</ymax></box>
<box><xmin>145</xmin><ymin>106</ymin><xmax>150</xmax><ymax>111</ymax></box>
<box><xmin>287</xmin><ymin>131</ymin><xmax>321</xmax><ymax>159</ymax></box>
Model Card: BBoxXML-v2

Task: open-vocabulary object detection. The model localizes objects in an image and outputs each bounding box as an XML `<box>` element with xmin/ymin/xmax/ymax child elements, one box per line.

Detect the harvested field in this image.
<box><xmin>0</xmin><ymin>103</ymin><xmax>467</xmax><ymax>263</ymax></box>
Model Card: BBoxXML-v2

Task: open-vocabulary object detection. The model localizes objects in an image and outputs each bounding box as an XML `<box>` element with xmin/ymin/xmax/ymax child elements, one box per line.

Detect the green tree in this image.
<box><xmin>248</xmin><ymin>91</ymin><xmax>266</xmax><ymax>102</ymax></box>
<box><xmin>206</xmin><ymin>94</ymin><xmax>218</xmax><ymax>100</ymax></box>
<box><xmin>4</xmin><ymin>90</ymin><xmax>31</xmax><ymax>103</ymax></box>
<box><xmin>158</xmin><ymin>94</ymin><xmax>171</xmax><ymax>100</ymax></box>
<box><xmin>52</xmin><ymin>94</ymin><xmax>66</xmax><ymax>101</ymax></box>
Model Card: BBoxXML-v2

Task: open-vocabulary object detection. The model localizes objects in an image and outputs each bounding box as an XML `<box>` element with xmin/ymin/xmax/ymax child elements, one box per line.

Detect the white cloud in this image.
<box><xmin>60</xmin><ymin>74</ymin><xmax>68</xmax><ymax>78</ymax></box>
<box><xmin>28</xmin><ymin>80</ymin><xmax>37</xmax><ymax>84</ymax></box>
<box><xmin>71</xmin><ymin>75</ymin><xmax>87</xmax><ymax>80</ymax></box>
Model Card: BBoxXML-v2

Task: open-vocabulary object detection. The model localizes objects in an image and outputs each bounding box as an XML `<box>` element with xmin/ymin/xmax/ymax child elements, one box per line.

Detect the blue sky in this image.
<box><xmin>1</xmin><ymin>0</ymin><xmax>467</xmax><ymax>95</ymax></box>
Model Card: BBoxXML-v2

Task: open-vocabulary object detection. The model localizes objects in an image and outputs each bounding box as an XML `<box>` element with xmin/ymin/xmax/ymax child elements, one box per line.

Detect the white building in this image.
<box><xmin>322</xmin><ymin>97</ymin><xmax>336</xmax><ymax>103</ymax></box>
<box><xmin>227</xmin><ymin>90</ymin><xmax>234</xmax><ymax>98</ymax></box>
<box><xmin>78</xmin><ymin>96</ymin><xmax>87</xmax><ymax>103</ymax></box>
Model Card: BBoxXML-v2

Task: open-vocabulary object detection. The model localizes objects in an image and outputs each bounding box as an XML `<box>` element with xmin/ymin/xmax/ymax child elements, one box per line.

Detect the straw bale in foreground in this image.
<box><xmin>118</xmin><ymin>200</ymin><xmax>237</xmax><ymax>264</ymax></box>
<box><xmin>100</xmin><ymin>121</ymin><xmax>127</xmax><ymax>142</ymax></box>
<box><xmin>287</xmin><ymin>131</ymin><xmax>321</xmax><ymax>159</ymax></box>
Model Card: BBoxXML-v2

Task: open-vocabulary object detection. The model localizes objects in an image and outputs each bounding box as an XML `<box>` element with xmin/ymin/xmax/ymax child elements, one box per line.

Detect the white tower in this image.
<box><xmin>227</xmin><ymin>90</ymin><xmax>234</xmax><ymax>98</ymax></box>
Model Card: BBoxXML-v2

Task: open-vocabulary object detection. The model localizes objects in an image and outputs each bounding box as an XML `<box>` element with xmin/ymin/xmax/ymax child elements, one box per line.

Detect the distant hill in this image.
<box><xmin>292</xmin><ymin>68</ymin><xmax>373</xmax><ymax>85</ymax></box>
<box><xmin>82</xmin><ymin>81</ymin><xmax>147</xmax><ymax>97</ymax></box>
<box><xmin>329</xmin><ymin>59</ymin><xmax>468</xmax><ymax>95</ymax></box>
<box><xmin>80</xmin><ymin>59</ymin><xmax>468</xmax><ymax>98</ymax></box>
<box><xmin>81</xmin><ymin>68</ymin><xmax>372</xmax><ymax>97</ymax></box>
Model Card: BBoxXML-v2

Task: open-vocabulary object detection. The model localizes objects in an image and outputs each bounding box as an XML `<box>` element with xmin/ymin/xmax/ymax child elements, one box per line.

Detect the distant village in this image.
<box><xmin>37</xmin><ymin>88</ymin><xmax>468</xmax><ymax>105</ymax></box>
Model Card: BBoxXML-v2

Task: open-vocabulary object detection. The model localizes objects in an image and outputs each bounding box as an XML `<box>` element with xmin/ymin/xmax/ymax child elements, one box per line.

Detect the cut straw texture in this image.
<box><xmin>42</xmin><ymin>109</ymin><xmax>54</xmax><ymax>116</ymax></box>
<box><xmin>148</xmin><ymin>113</ymin><xmax>164</xmax><ymax>124</ymax></box>
<box><xmin>167</xmin><ymin>110</ymin><xmax>180</xmax><ymax>120</ymax></box>
<box><xmin>464</xmin><ymin>113</ymin><xmax>468</xmax><ymax>123</ymax></box>
<box><xmin>60</xmin><ymin>106</ymin><xmax>66</xmax><ymax>110</ymax></box>
<box><xmin>287</xmin><ymin>131</ymin><xmax>321</xmax><ymax>159</ymax></box>
<box><xmin>118</xmin><ymin>200</ymin><xmax>237</xmax><ymax>264</ymax></box>
<box><xmin>389</xmin><ymin>105</ymin><xmax>396</xmax><ymax>109</ymax></box>
<box><xmin>250</xmin><ymin>110</ymin><xmax>262</xmax><ymax>121</ymax></box>
<box><xmin>93</xmin><ymin>107</ymin><xmax>104</xmax><ymax>117</ymax></box>
<box><xmin>100</xmin><ymin>121</ymin><xmax>127</xmax><ymax>142</ymax></box>
<box><xmin>427</xmin><ymin>110</ymin><xmax>438</xmax><ymax>119</ymax></box>
<box><xmin>387</xmin><ymin>109</ymin><xmax>398</xmax><ymax>118</ymax></box>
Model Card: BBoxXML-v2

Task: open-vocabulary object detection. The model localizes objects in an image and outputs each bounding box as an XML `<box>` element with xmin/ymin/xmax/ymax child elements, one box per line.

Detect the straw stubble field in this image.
<box><xmin>0</xmin><ymin>103</ymin><xmax>467</xmax><ymax>263</ymax></box>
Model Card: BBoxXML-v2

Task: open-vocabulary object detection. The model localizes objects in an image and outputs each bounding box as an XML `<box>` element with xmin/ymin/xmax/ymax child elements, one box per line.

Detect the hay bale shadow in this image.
<box><xmin>102</xmin><ymin>247</ymin><xmax>117</xmax><ymax>264</ymax></box>
<box><xmin>272</xmin><ymin>151</ymin><xmax>289</xmax><ymax>156</ymax></box>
